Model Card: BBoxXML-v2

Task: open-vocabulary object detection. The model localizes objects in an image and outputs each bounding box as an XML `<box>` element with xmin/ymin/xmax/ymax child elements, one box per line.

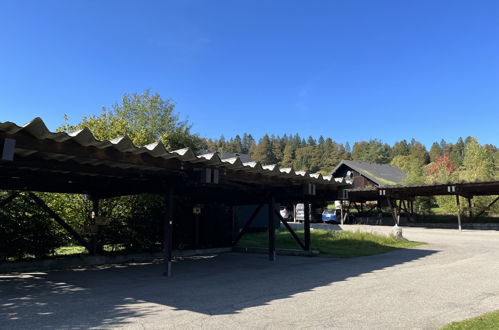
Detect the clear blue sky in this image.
<box><xmin>0</xmin><ymin>0</ymin><xmax>498</xmax><ymax>147</ymax></box>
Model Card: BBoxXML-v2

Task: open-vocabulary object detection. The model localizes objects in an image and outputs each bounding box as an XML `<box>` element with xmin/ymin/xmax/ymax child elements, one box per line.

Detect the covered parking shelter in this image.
<box><xmin>343</xmin><ymin>181</ymin><xmax>499</xmax><ymax>230</ymax></box>
<box><xmin>0</xmin><ymin>118</ymin><xmax>345</xmax><ymax>275</ymax></box>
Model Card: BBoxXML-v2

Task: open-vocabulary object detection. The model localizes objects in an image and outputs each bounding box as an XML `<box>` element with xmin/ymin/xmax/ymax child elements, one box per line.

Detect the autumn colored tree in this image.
<box><xmin>426</xmin><ymin>154</ymin><xmax>457</xmax><ymax>183</ymax></box>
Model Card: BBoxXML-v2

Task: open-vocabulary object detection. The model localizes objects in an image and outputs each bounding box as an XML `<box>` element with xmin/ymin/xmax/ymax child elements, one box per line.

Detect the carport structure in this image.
<box><xmin>343</xmin><ymin>181</ymin><xmax>499</xmax><ymax>230</ymax></box>
<box><xmin>0</xmin><ymin>118</ymin><xmax>345</xmax><ymax>275</ymax></box>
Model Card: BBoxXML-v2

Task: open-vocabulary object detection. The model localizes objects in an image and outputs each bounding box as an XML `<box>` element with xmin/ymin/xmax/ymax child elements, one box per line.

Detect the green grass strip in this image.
<box><xmin>441</xmin><ymin>310</ymin><xmax>499</xmax><ymax>329</ymax></box>
<box><xmin>238</xmin><ymin>229</ymin><xmax>424</xmax><ymax>258</ymax></box>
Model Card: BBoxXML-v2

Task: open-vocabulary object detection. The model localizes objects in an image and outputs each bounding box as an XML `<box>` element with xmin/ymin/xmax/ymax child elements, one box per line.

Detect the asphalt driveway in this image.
<box><xmin>1</xmin><ymin>226</ymin><xmax>498</xmax><ymax>329</ymax></box>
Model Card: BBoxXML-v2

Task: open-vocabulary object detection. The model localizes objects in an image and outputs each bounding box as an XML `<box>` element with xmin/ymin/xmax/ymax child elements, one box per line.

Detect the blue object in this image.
<box><xmin>322</xmin><ymin>210</ymin><xmax>337</xmax><ymax>222</ymax></box>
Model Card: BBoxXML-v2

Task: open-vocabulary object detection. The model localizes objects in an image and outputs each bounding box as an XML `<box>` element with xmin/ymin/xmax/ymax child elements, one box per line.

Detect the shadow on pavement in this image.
<box><xmin>0</xmin><ymin>246</ymin><xmax>437</xmax><ymax>328</ymax></box>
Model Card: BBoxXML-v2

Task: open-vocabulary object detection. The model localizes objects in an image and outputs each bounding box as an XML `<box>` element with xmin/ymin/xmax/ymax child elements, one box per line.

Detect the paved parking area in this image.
<box><xmin>1</xmin><ymin>226</ymin><xmax>499</xmax><ymax>329</ymax></box>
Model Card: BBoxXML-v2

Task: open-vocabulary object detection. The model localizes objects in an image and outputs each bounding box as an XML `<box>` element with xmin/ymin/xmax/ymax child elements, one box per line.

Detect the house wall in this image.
<box><xmin>334</xmin><ymin>165</ymin><xmax>378</xmax><ymax>189</ymax></box>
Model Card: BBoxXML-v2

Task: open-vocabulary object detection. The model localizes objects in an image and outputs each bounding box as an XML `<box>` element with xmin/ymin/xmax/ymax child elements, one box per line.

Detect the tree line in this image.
<box><xmin>203</xmin><ymin>134</ymin><xmax>498</xmax><ymax>177</ymax></box>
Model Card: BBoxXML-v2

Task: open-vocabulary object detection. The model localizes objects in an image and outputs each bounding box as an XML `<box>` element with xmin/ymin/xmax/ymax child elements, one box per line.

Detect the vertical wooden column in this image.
<box><xmin>387</xmin><ymin>197</ymin><xmax>398</xmax><ymax>226</ymax></box>
<box><xmin>268</xmin><ymin>195</ymin><xmax>276</xmax><ymax>261</ymax></box>
<box><xmin>194</xmin><ymin>212</ymin><xmax>200</xmax><ymax>247</ymax></box>
<box><xmin>90</xmin><ymin>198</ymin><xmax>100</xmax><ymax>255</ymax></box>
<box><xmin>164</xmin><ymin>188</ymin><xmax>174</xmax><ymax>276</ymax></box>
<box><xmin>456</xmin><ymin>195</ymin><xmax>462</xmax><ymax>231</ymax></box>
<box><xmin>304</xmin><ymin>201</ymin><xmax>311</xmax><ymax>251</ymax></box>
<box><xmin>340</xmin><ymin>201</ymin><xmax>344</xmax><ymax>225</ymax></box>
<box><xmin>467</xmin><ymin>197</ymin><xmax>473</xmax><ymax>218</ymax></box>
<box><xmin>376</xmin><ymin>200</ymin><xmax>382</xmax><ymax>224</ymax></box>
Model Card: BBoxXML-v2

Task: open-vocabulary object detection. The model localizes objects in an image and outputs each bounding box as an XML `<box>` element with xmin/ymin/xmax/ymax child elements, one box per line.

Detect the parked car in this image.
<box><xmin>295</xmin><ymin>203</ymin><xmax>322</xmax><ymax>222</ymax></box>
<box><xmin>279</xmin><ymin>205</ymin><xmax>294</xmax><ymax>221</ymax></box>
<box><xmin>322</xmin><ymin>208</ymin><xmax>340</xmax><ymax>223</ymax></box>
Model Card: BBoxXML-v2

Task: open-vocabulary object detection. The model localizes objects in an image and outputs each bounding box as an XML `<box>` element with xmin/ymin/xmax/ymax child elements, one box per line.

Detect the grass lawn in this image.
<box><xmin>53</xmin><ymin>244</ymin><xmax>126</xmax><ymax>256</ymax></box>
<box><xmin>441</xmin><ymin>310</ymin><xmax>499</xmax><ymax>329</ymax></box>
<box><xmin>54</xmin><ymin>246</ymin><xmax>87</xmax><ymax>255</ymax></box>
<box><xmin>238</xmin><ymin>229</ymin><xmax>424</xmax><ymax>258</ymax></box>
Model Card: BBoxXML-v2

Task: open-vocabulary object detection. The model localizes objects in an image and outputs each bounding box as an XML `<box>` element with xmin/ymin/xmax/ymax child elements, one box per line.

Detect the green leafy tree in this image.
<box><xmin>390</xmin><ymin>155</ymin><xmax>425</xmax><ymax>185</ymax></box>
<box><xmin>429</xmin><ymin>142</ymin><xmax>443</xmax><ymax>162</ymax></box>
<box><xmin>352</xmin><ymin>140</ymin><xmax>392</xmax><ymax>164</ymax></box>
<box><xmin>458</xmin><ymin>138</ymin><xmax>498</xmax><ymax>215</ymax></box>
<box><xmin>50</xmin><ymin>90</ymin><xmax>202</xmax><ymax>254</ymax></box>
<box><xmin>281</xmin><ymin>145</ymin><xmax>295</xmax><ymax>168</ymax></box>
<box><xmin>61</xmin><ymin>89</ymin><xmax>202</xmax><ymax>150</ymax></box>
<box><xmin>393</xmin><ymin>140</ymin><xmax>410</xmax><ymax>157</ymax></box>
<box><xmin>390</xmin><ymin>155</ymin><xmax>431</xmax><ymax>214</ymax></box>
<box><xmin>459</xmin><ymin>137</ymin><xmax>495</xmax><ymax>182</ymax></box>
<box><xmin>450</xmin><ymin>137</ymin><xmax>466</xmax><ymax>167</ymax></box>
<box><xmin>250</xmin><ymin>135</ymin><xmax>275</xmax><ymax>165</ymax></box>
<box><xmin>408</xmin><ymin>139</ymin><xmax>430</xmax><ymax>164</ymax></box>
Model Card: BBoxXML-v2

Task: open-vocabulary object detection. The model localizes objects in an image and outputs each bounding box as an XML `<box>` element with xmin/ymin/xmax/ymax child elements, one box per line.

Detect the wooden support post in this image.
<box><xmin>353</xmin><ymin>202</ymin><xmax>361</xmax><ymax>214</ymax></box>
<box><xmin>274</xmin><ymin>209</ymin><xmax>306</xmax><ymax>250</ymax></box>
<box><xmin>0</xmin><ymin>191</ymin><xmax>20</xmax><ymax>208</ymax></box>
<box><xmin>401</xmin><ymin>200</ymin><xmax>408</xmax><ymax>223</ymax></box>
<box><xmin>340</xmin><ymin>201</ymin><xmax>344</xmax><ymax>225</ymax></box>
<box><xmin>304</xmin><ymin>201</ymin><xmax>311</xmax><ymax>251</ymax></box>
<box><xmin>28</xmin><ymin>192</ymin><xmax>91</xmax><ymax>251</ymax></box>
<box><xmin>387</xmin><ymin>197</ymin><xmax>398</xmax><ymax>226</ymax></box>
<box><xmin>376</xmin><ymin>200</ymin><xmax>382</xmax><ymax>224</ymax></box>
<box><xmin>164</xmin><ymin>189</ymin><xmax>174</xmax><ymax>276</ymax></box>
<box><xmin>397</xmin><ymin>201</ymin><xmax>401</xmax><ymax>225</ymax></box>
<box><xmin>232</xmin><ymin>203</ymin><xmax>264</xmax><ymax>246</ymax></box>
<box><xmin>268</xmin><ymin>196</ymin><xmax>276</xmax><ymax>261</ymax></box>
<box><xmin>376</xmin><ymin>199</ymin><xmax>382</xmax><ymax>214</ymax></box>
<box><xmin>456</xmin><ymin>195</ymin><xmax>462</xmax><ymax>232</ymax></box>
<box><xmin>90</xmin><ymin>197</ymin><xmax>100</xmax><ymax>255</ymax></box>
<box><xmin>194</xmin><ymin>213</ymin><xmax>200</xmax><ymax>247</ymax></box>
<box><xmin>467</xmin><ymin>197</ymin><xmax>473</xmax><ymax>218</ymax></box>
<box><xmin>342</xmin><ymin>201</ymin><xmax>351</xmax><ymax>224</ymax></box>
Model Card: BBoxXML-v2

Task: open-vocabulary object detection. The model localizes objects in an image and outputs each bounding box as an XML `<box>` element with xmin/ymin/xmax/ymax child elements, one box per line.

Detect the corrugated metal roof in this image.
<box><xmin>196</xmin><ymin>149</ymin><xmax>254</xmax><ymax>164</ymax></box>
<box><xmin>331</xmin><ymin>160</ymin><xmax>406</xmax><ymax>186</ymax></box>
<box><xmin>0</xmin><ymin>118</ymin><xmax>337</xmax><ymax>184</ymax></box>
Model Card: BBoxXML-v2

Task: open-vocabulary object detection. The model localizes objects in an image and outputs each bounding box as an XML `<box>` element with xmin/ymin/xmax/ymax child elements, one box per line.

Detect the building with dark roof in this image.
<box><xmin>330</xmin><ymin>160</ymin><xmax>406</xmax><ymax>189</ymax></box>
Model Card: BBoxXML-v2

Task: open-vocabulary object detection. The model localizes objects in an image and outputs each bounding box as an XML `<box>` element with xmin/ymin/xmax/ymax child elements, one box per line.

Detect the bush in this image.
<box><xmin>0</xmin><ymin>193</ymin><xmax>65</xmax><ymax>260</ymax></box>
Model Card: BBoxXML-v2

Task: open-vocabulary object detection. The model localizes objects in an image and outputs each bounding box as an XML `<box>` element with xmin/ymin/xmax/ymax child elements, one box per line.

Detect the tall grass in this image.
<box><xmin>238</xmin><ymin>229</ymin><xmax>424</xmax><ymax>258</ymax></box>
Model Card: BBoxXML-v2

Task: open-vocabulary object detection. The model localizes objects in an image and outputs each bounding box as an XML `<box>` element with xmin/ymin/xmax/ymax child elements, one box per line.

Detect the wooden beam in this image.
<box><xmin>232</xmin><ymin>203</ymin><xmax>264</xmax><ymax>246</ymax></box>
<box><xmin>28</xmin><ymin>192</ymin><xmax>91</xmax><ymax>251</ymax></box>
<box><xmin>340</xmin><ymin>200</ymin><xmax>344</xmax><ymax>223</ymax></box>
<box><xmin>304</xmin><ymin>201</ymin><xmax>311</xmax><ymax>251</ymax></box>
<box><xmin>163</xmin><ymin>188</ymin><xmax>174</xmax><ymax>277</ymax></box>
<box><xmin>90</xmin><ymin>197</ymin><xmax>100</xmax><ymax>255</ymax></box>
<box><xmin>387</xmin><ymin>197</ymin><xmax>398</xmax><ymax>226</ymax></box>
<box><xmin>342</xmin><ymin>201</ymin><xmax>351</xmax><ymax>225</ymax></box>
<box><xmin>456</xmin><ymin>195</ymin><xmax>462</xmax><ymax>231</ymax></box>
<box><xmin>0</xmin><ymin>166</ymin><xmax>169</xmax><ymax>196</ymax></box>
<box><xmin>4</xmin><ymin>155</ymin><xmax>171</xmax><ymax>180</ymax></box>
<box><xmin>268</xmin><ymin>196</ymin><xmax>276</xmax><ymax>261</ymax></box>
<box><xmin>475</xmin><ymin>196</ymin><xmax>499</xmax><ymax>218</ymax></box>
<box><xmin>467</xmin><ymin>197</ymin><xmax>473</xmax><ymax>218</ymax></box>
<box><xmin>274</xmin><ymin>209</ymin><xmax>306</xmax><ymax>250</ymax></box>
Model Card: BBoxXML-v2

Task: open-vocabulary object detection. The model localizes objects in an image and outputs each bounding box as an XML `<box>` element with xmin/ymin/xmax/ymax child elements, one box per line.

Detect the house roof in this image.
<box><xmin>330</xmin><ymin>160</ymin><xmax>406</xmax><ymax>186</ymax></box>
